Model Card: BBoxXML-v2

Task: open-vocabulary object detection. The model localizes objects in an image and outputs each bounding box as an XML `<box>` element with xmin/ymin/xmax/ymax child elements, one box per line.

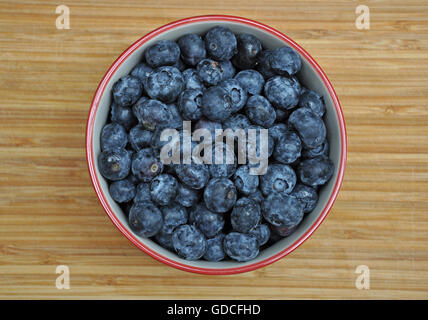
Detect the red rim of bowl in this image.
<box><xmin>86</xmin><ymin>15</ymin><xmax>347</xmax><ymax>275</ymax></box>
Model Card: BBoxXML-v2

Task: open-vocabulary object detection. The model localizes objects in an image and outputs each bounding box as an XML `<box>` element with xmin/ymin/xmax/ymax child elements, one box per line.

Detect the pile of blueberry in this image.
<box><xmin>98</xmin><ymin>26</ymin><xmax>334</xmax><ymax>262</ymax></box>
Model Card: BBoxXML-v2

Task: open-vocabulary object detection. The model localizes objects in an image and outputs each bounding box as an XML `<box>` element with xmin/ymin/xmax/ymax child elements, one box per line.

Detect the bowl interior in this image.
<box><xmin>90</xmin><ymin>19</ymin><xmax>343</xmax><ymax>271</ymax></box>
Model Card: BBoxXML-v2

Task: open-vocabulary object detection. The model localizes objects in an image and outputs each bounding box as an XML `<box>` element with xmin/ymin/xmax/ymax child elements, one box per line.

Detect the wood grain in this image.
<box><xmin>1</xmin><ymin>0</ymin><xmax>428</xmax><ymax>299</ymax></box>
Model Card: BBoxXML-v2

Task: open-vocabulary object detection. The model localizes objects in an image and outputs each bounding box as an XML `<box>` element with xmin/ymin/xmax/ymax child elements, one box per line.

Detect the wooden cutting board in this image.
<box><xmin>1</xmin><ymin>0</ymin><xmax>427</xmax><ymax>299</ymax></box>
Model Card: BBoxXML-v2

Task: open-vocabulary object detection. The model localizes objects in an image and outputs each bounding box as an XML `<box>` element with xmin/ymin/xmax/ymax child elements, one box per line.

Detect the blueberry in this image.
<box><xmin>109</xmin><ymin>179</ymin><xmax>136</xmax><ymax>203</ymax></box>
<box><xmin>201</xmin><ymin>86</ymin><xmax>232</xmax><ymax>123</ymax></box>
<box><xmin>133</xmin><ymin>98</ymin><xmax>172</xmax><ymax>131</ymax></box>
<box><xmin>203</xmin><ymin>178</ymin><xmax>237</xmax><ymax>213</ymax></box>
<box><xmin>256</xmin><ymin>50</ymin><xmax>276</xmax><ymax>79</ymax></box>
<box><xmin>269</xmin><ymin>123</ymin><xmax>288</xmax><ymax>143</ymax></box>
<box><xmin>269</xmin><ymin>224</ymin><xmax>297</xmax><ymax>237</ymax></box>
<box><xmin>197</xmin><ymin>59</ymin><xmax>222</xmax><ymax>86</ymax></box>
<box><xmin>144</xmin><ymin>66</ymin><xmax>184</xmax><ymax>103</ymax></box>
<box><xmin>193</xmin><ymin>204</ymin><xmax>225</xmax><ymax>238</ymax></box>
<box><xmin>248</xmin><ymin>224</ymin><xmax>270</xmax><ymax>246</ymax></box>
<box><xmin>209</xmin><ymin>143</ymin><xmax>237</xmax><ymax>178</ymax></box>
<box><xmin>145</xmin><ymin>40</ymin><xmax>180</xmax><ymax>68</ymax></box>
<box><xmin>130</xmin><ymin>63</ymin><xmax>153</xmax><ymax>87</ymax></box>
<box><xmin>182</xmin><ymin>68</ymin><xmax>205</xmax><ymax>91</ymax></box>
<box><xmin>297</xmin><ymin>156</ymin><xmax>334</xmax><ymax>188</ymax></box>
<box><xmin>131</xmin><ymin>148</ymin><xmax>163</xmax><ymax>182</ymax></box>
<box><xmin>129</xmin><ymin>125</ymin><xmax>152</xmax><ymax>151</ymax></box>
<box><xmin>205</xmin><ymin>26</ymin><xmax>237</xmax><ymax>61</ymax></box>
<box><xmin>264</xmin><ymin>76</ymin><xmax>301</xmax><ymax>110</ymax></box>
<box><xmin>232</xmin><ymin>33</ymin><xmax>262</xmax><ymax>69</ymax></box>
<box><xmin>110</xmin><ymin>102</ymin><xmax>138</xmax><ymax>130</ymax></box>
<box><xmin>98</xmin><ymin>148</ymin><xmax>131</xmax><ymax>181</ymax></box>
<box><xmin>172</xmin><ymin>224</ymin><xmax>207</xmax><ymax>260</ymax></box>
<box><xmin>133</xmin><ymin>182</ymin><xmax>152</xmax><ymax>203</ymax></box>
<box><xmin>150</xmin><ymin>173</ymin><xmax>178</xmax><ymax>206</ymax></box>
<box><xmin>224</xmin><ymin>232</ymin><xmax>259</xmax><ymax>262</ymax></box>
<box><xmin>219</xmin><ymin>79</ymin><xmax>247</xmax><ymax>113</ymax></box>
<box><xmin>219</xmin><ymin>60</ymin><xmax>236</xmax><ymax>80</ymax></box>
<box><xmin>166</xmin><ymin>103</ymin><xmax>183</xmax><ymax>129</ymax></box>
<box><xmin>262</xmin><ymin>193</ymin><xmax>304</xmax><ymax>229</ymax></box>
<box><xmin>112</xmin><ymin>75</ymin><xmax>143</xmax><ymax>107</ymax></box>
<box><xmin>177</xmin><ymin>33</ymin><xmax>207</xmax><ymax>66</ymax></box>
<box><xmin>248</xmin><ymin>189</ymin><xmax>264</xmax><ymax>204</ymax></box>
<box><xmin>269</xmin><ymin>46</ymin><xmax>302</xmax><ymax>76</ymax></box>
<box><xmin>288</xmin><ymin>107</ymin><xmax>326</xmax><ymax>148</ymax></box>
<box><xmin>128</xmin><ymin>201</ymin><xmax>163</xmax><ymax>237</ymax></box>
<box><xmin>175</xmin><ymin>183</ymin><xmax>199</xmax><ymax>208</ymax></box>
<box><xmin>273</xmin><ymin>131</ymin><xmax>302</xmax><ymax>164</ymax></box>
<box><xmin>175</xmin><ymin>163</ymin><xmax>210</xmax><ymax>190</ymax></box>
<box><xmin>233</xmin><ymin>165</ymin><xmax>259</xmax><ymax>195</ymax></box>
<box><xmin>245</xmin><ymin>95</ymin><xmax>276</xmax><ymax>128</ymax></box>
<box><xmin>193</xmin><ymin>118</ymin><xmax>222</xmax><ymax>141</ymax></box>
<box><xmin>302</xmin><ymin>139</ymin><xmax>329</xmax><ymax>159</ymax></box>
<box><xmin>100</xmin><ymin>123</ymin><xmax>128</xmax><ymax>151</ymax></box>
<box><xmin>260</xmin><ymin>164</ymin><xmax>296</xmax><ymax>196</ymax></box>
<box><xmin>223</xmin><ymin>114</ymin><xmax>251</xmax><ymax>131</ymax></box>
<box><xmin>160</xmin><ymin>203</ymin><xmax>188</xmax><ymax>234</ymax></box>
<box><xmin>203</xmin><ymin>233</ymin><xmax>225</xmax><ymax>261</ymax></box>
<box><xmin>178</xmin><ymin>89</ymin><xmax>203</xmax><ymax>121</ymax></box>
<box><xmin>290</xmin><ymin>183</ymin><xmax>318</xmax><ymax>213</ymax></box>
<box><xmin>234</xmin><ymin>70</ymin><xmax>264</xmax><ymax>95</ymax></box>
<box><xmin>155</xmin><ymin>231</ymin><xmax>174</xmax><ymax>250</ymax></box>
<box><xmin>299</xmin><ymin>88</ymin><xmax>326</xmax><ymax>117</ymax></box>
<box><xmin>231</xmin><ymin>197</ymin><xmax>261</xmax><ymax>233</ymax></box>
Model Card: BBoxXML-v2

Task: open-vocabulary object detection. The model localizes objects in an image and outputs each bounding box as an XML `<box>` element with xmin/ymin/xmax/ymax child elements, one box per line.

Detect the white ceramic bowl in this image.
<box><xmin>86</xmin><ymin>15</ymin><xmax>347</xmax><ymax>274</ymax></box>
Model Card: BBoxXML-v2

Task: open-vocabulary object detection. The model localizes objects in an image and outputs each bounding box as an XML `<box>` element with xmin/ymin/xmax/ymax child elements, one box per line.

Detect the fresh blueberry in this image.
<box><xmin>175</xmin><ymin>163</ymin><xmax>210</xmax><ymax>190</ymax></box>
<box><xmin>150</xmin><ymin>173</ymin><xmax>178</xmax><ymax>206</ymax></box>
<box><xmin>232</xmin><ymin>33</ymin><xmax>262</xmax><ymax>69</ymax></box>
<box><xmin>219</xmin><ymin>79</ymin><xmax>247</xmax><ymax>113</ymax></box>
<box><xmin>288</xmin><ymin>107</ymin><xmax>326</xmax><ymax>148</ymax></box>
<box><xmin>219</xmin><ymin>60</ymin><xmax>236</xmax><ymax>80</ymax></box>
<box><xmin>201</xmin><ymin>86</ymin><xmax>233</xmax><ymax>123</ymax></box>
<box><xmin>196</xmin><ymin>59</ymin><xmax>222</xmax><ymax>86</ymax></box>
<box><xmin>129</xmin><ymin>125</ymin><xmax>152</xmax><ymax>151</ymax></box>
<box><xmin>262</xmin><ymin>193</ymin><xmax>304</xmax><ymax>229</ymax></box>
<box><xmin>290</xmin><ymin>183</ymin><xmax>318</xmax><ymax>213</ymax></box>
<box><xmin>160</xmin><ymin>203</ymin><xmax>188</xmax><ymax>234</ymax></box>
<box><xmin>273</xmin><ymin>131</ymin><xmax>302</xmax><ymax>164</ymax></box>
<box><xmin>172</xmin><ymin>224</ymin><xmax>207</xmax><ymax>260</ymax></box>
<box><xmin>248</xmin><ymin>224</ymin><xmax>270</xmax><ymax>246</ymax></box>
<box><xmin>209</xmin><ymin>143</ymin><xmax>237</xmax><ymax>178</ymax></box>
<box><xmin>223</xmin><ymin>114</ymin><xmax>251</xmax><ymax>131</ymax></box>
<box><xmin>144</xmin><ymin>66</ymin><xmax>184</xmax><ymax>103</ymax></box>
<box><xmin>155</xmin><ymin>231</ymin><xmax>174</xmax><ymax>250</ymax></box>
<box><xmin>264</xmin><ymin>76</ymin><xmax>301</xmax><ymax>110</ymax></box>
<box><xmin>203</xmin><ymin>233</ymin><xmax>225</xmax><ymax>261</ymax></box>
<box><xmin>112</xmin><ymin>75</ymin><xmax>143</xmax><ymax>107</ymax></box>
<box><xmin>178</xmin><ymin>89</ymin><xmax>203</xmax><ymax>121</ymax></box>
<box><xmin>297</xmin><ymin>156</ymin><xmax>334</xmax><ymax>188</ymax></box>
<box><xmin>193</xmin><ymin>204</ymin><xmax>225</xmax><ymax>238</ymax></box>
<box><xmin>245</xmin><ymin>95</ymin><xmax>276</xmax><ymax>128</ymax></box>
<box><xmin>224</xmin><ymin>232</ymin><xmax>259</xmax><ymax>262</ymax></box>
<box><xmin>145</xmin><ymin>40</ymin><xmax>180</xmax><ymax>68</ymax></box>
<box><xmin>133</xmin><ymin>182</ymin><xmax>152</xmax><ymax>203</ymax></box>
<box><xmin>269</xmin><ymin>46</ymin><xmax>302</xmax><ymax>76</ymax></box>
<box><xmin>131</xmin><ymin>148</ymin><xmax>163</xmax><ymax>182</ymax></box>
<box><xmin>175</xmin><ymin>183</ymin><xmax>199</xmax><ymax>208</ymax></box>
<box><xmin>133</xmin><ymin>98</ymin><xmax>172</xmax><ymax>131</ymax></box>
<box><xmin>302</xmin><ymin>139</ymin><xmax>329</xmax><ymax>159</ymax></box>
<box><xmin>128</xmin><ymin>201</ymin><xmax>163</xmax><ymax>237</ymax></box>
<box><xmin>205</xmin><ymin>26</ymin><xmax>237</xmax><ymax>61</ymax></box>
<box><xmin>269</xmin><ymin>224</ymin><xmax>297</xmax><ymax>238</ymax></box>
<box><xmin>234</xmin><ymin>70</ymin><xmax>264</xmax><ymax>95</ymax></box>
<box><xmin>110</xmin><ymin>102</ymin><xmax>138</xmax><ymax>130</ymax></box>
<box><xmin>98</xmin><ymin>148</ymin><xmax>131</xmax><ymax>181</ymax></box>
<box><xmin>248</xmin><ymin>189</ymin><xmax>264</xmax><ymax>204</ymax></box>
<box><xmin>231</xmin><ymin>197</ymin><xmax>261</xmax><ymax>233</ymax></box>
<box><xmin>299</xmin><ymin>88</ymin><xmax>326</xmax><ymax>117</ymax></box>
<box><xmin>109</xmin><ymin>179</ymin><xmax>136</xmax><ymax>203</ymax></box>
<box><xmin>182</xmin><ymin>68</ymin><xmax>205</xmax><ymax>91</ymax></box>
<box><xmin>268</xmin><ymin>123</ymin><xmax>288</xmax><ymax>143</ymax></box>
<box><xmin>177</xmin><ymin>33</ymin><xmax>207</xmax><ymax>66</ymax></box>
<box><xmin>256</xmin><ymin>50</ymin><xmax>276</xmax><ymax>79</ymax></box>
<box><xmin>100</xmin><ymin>123</ymin><xmax>128</xmax><ymax>151</ymax></box>
<box><xmin>260</xmin><ymin>164</ymin><xmax>296</xmax><ymax>196</ymax></box>
<box><xmin>233</xmin><ymin>165</ymin><xmax>259</xmax><ymax>195</ymax></box>
<box><xmin>130</xmin><ymin>63</ymin><xmax>153</xmax><ymax>87</ymax></box>
<box><xmin>203</xmin><ymin>178</ymin><xmax>237</xmax><ymax>213</ymax></box>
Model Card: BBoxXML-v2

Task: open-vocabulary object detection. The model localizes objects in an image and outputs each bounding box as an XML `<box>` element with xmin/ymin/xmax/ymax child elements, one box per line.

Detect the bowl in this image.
<box><xmin>86</xmin><ymin>15</ymin><xmax>347</xmax><ymax>275</ymax></box>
